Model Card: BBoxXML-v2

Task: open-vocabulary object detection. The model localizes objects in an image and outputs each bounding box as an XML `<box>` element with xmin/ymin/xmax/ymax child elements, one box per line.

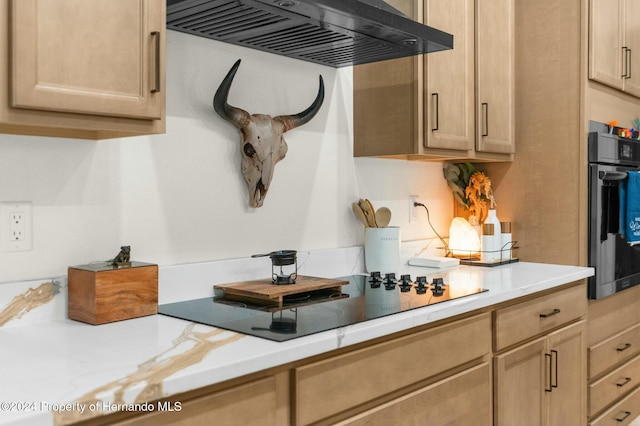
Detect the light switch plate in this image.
<box><xmin>0</xmin><ymin>202</ymin><xmax>33</xmax><ymax>252</ymax></box>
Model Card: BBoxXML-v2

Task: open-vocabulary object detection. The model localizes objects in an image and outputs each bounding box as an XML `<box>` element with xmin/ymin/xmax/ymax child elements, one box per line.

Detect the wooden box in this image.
<box><xmin>68</xmin><ymin>262</ymin><xmax>158</xmax><ymax>325</ymax></box>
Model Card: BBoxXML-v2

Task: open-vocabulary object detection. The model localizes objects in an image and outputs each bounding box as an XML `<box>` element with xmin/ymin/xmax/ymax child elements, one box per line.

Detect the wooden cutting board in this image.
<box><xmin>214</xmin><ymin>276</ymin><xmax>348</xmax><ymax>304</ymax></box>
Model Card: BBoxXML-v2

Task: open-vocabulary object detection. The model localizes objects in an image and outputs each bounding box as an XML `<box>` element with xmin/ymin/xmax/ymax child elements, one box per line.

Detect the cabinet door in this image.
<box><xmin>11</xmin><ymin>0</ymin><xmax>163</xmax><ymax>120</ymax></box>
<box><xmin>588</xmin><ymin>0</ymin><xmax>624</xmax><ymax>90</ymax></box>
<box><xmin>494</xmin><ymin>337</ymin><xmax>548</xmax><ymax>426</ymax></box>
<box><xmin>424</xmin><ymin>0</ymin><xmax>474</xmax><ymax>151</ymax></box>
<box><xmin>622</xmin><ymin>0</ymin><xmax>640</xmax><ymax>97</ymax></box>
<box><xmin>353</xmin><ymin>0</ymin><xmax>421</xmax><ymax>157</ymax></box>
<box><xmin>475</xmin><ymin>0</ymin><xmax>515</xmax><ymax>154</ymax></box>
<box><xmin>548</xmin><ymin>320</ymin><xmax>587</xmax><ymax>426</ymax></box>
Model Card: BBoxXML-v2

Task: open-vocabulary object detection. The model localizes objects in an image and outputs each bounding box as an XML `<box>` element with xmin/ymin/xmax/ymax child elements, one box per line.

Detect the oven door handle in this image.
<box><xmin>599</xmin><ymin>170</ymin><xmax>628</xmax><ymax>181</ymax></box>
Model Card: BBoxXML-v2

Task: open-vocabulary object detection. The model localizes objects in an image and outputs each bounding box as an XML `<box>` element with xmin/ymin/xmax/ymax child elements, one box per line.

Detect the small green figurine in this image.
<box><xmin>111</xmin><ymin>245</ymin><xmax>131</xmax><ymax>267</ymax></box>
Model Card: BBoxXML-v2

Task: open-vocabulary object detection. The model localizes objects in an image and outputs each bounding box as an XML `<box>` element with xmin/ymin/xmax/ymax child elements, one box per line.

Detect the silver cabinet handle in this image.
<box><xmin>599</xmin><ymin>170</ymin><xmax>628</xmax><ymax>181</ymax></box>
<box><xmin>622</xmin><ymin>47</ymin><xmax>629</xmax><ymax>78</ymax></box>
<box><xmin>151</xmin><ymin>31</ymin><xmax>161</xmax><ymax>93</ymax></box>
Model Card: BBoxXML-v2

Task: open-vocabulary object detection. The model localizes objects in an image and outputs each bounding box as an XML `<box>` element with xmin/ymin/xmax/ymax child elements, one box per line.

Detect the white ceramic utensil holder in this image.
<box><xmin>364</xmin><ymin>226</ymin><xmax>401</xmax><ymax>274</ymax></box>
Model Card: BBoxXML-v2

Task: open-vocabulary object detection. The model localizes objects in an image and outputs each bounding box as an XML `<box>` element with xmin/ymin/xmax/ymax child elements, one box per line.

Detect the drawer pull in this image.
<box><xmin>545</xmin><ymin>353</ymin><xmax>552</xmax><ymax>392</ymax></box>
<box><xmin>551</xmin><ymin>350</ymin><xmax>558</xmax><ymax>389</ymax></box>
<box><xmin>616</xmin><ymin>377</ymin><xmax>632</xmax><ymax>387</ymax></box>
<box><xmin>539</xmin><ymin>308</ymin><xmax>561</xmax><ymax>318</ymax></box>
<box><xmin>615</xmin><ymin>410</ymin><xmax>631</xmax><ymax>422</ymax></box>
<box><xmin>616</xmin><ymin>343</ymin><xmax>632</xmax><ymax>352</ymax></box>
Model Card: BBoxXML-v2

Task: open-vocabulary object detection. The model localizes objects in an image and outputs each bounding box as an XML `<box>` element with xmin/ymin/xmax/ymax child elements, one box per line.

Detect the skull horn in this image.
<box><xmin>275</xmin><ymin>75</ymin><xmax>325</xmax><ymax>132</ymax></box>
<box><xmin>213</xmin><ymin>59</ymin><xmax>251</xmax><ymax>129</ymax></box>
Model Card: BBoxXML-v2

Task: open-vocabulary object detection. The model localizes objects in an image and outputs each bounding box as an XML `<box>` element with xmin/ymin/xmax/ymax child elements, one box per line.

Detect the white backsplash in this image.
<box><xmin>0</xmin><ymin>30</ymin><xmax>453</xmax><ymax>283</ymax></box>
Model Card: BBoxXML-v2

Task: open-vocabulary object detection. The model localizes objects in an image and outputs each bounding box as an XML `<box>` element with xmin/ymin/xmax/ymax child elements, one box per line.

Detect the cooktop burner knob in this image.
<box><xmin>432</xmin><ymin>277</ymin><xmax>445</xmax><ymax>296</ymax></box>
<box><xmin>368</xmin><ymin>271</ymin><xmax>382</xmax><ymax>288</ymax></box>
<box><xmin>383</xmin><ymin>273</ymin><xmax>397</xmax><ymax>290</ymax></box>
<box><xmin>415</xmin><ymin>276</ymin><xmax>428</xmax><ymax>294</ymax></box>
<box><xmin>398</xmin><ymin>274</ymin><xmax>413</xmax><ymax>292</ymax></box>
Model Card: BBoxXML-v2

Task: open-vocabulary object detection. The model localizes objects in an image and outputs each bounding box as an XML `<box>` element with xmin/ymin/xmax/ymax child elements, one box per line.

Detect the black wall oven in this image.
<box><xmin>588</xmin><ymin>121</ymin><xmax>640</xmax><ymax>299</ymax></box>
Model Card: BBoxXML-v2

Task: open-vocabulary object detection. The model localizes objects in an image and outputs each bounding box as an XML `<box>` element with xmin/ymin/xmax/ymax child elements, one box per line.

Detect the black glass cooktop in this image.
<box><xmin>158</xmin><ymin>274</ymin><xmax>487</xmax><ymax>342</ymax></box>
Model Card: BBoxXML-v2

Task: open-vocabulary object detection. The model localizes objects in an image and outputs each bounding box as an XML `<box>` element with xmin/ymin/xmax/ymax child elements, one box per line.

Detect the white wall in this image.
<box><xmin>0</xmin><ymin>31</ymin><xmax>453</xmax><ymax>283</ymax></box>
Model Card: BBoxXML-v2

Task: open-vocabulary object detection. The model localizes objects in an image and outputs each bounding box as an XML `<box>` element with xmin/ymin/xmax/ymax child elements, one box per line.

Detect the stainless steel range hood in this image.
<box><xmin>167</xmin><ymin>0</ymin><xmax>453</xmax><ymax>68</ymax></box>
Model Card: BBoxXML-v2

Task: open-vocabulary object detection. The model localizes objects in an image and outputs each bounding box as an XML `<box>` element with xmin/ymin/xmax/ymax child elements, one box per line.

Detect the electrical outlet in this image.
<box><xmin>409</xmin><ymin>195</ymin><xmax>419</xmax><ymax>222</ymax></box>
<box><xmin>1</xmin><ymin>202</ymin><xmax>32</xmax><ymax>252</ymax></box>
<box><xmin>11</xmin><ymin>212</ymin><xmax>26</xmax><ymax>241</ymax></box>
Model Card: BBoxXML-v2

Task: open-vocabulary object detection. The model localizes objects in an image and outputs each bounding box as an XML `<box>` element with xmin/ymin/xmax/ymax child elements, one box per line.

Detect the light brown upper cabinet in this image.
<box><xmin>354</xmin><ymin>0</ymin><xmax>515</xmax><ymax>161</ymax></box>
<box><xmin>0</xmin><ymin>0</ymin><xmax>165</xmax><ymax>139</ymax></box>
<box><xmin>589</xmin><ymin>0</ymin><xmax>640</xmax><ymax>98</ymax></box>
<box><xmin>424</xmin><ymin>0</ymin><xmax>475</xmax><ymax>152</ymax></box>
<box><xmin>475</xmin><ymin>0</ymin><xmax>515</xmax><ymax>154</ymax></box>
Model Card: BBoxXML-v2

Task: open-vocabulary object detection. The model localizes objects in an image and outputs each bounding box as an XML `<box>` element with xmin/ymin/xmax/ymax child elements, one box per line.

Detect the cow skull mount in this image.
<box><xmin>213</xmin><ymin>59</ymin><xmax>325</xmax><ymax>208</ymax></box>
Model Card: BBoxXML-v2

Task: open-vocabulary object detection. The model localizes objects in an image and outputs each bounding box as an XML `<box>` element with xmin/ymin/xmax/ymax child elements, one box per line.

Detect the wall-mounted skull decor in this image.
<box><xmin>213</xmin><ymin>59</ymin><xmax>325</xmax><ymax>208</ymax></box>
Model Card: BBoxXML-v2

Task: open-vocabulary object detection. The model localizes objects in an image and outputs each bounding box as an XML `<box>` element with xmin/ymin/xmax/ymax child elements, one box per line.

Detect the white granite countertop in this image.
<box><xmin>0</xmin><ymin>256</ymin><xmax>594</xmax><ymax>426</ymax></box>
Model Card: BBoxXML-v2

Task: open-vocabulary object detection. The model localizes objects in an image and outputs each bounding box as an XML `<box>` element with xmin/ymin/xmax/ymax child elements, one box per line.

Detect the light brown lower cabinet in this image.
<box><xmin>588</xmin><ymin>286</ymin><xmax>640</xmax><ymax>423</ymax></box>
<box><xmin>495</xmin><ymin>336</ymin><xmax>547</xmax><ymax>423</ymax></box>
<box><xmin>334</xmin><ymin>363</ymin><xmax>491</xmax><ymax>426</ymax></box>
<box><xmin>548</xmin><ymin>321</ymin><xmax>588</xmax><ymax>426</ymax></box>
<box><xmin>494</xmin><ymin>320</ymin><xmax>586</xmax><ymax>426</ymax></box>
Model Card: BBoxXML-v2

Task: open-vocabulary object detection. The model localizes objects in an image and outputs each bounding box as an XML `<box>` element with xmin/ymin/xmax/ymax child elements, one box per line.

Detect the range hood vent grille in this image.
<box><xmin>167</xmin><ymin>0</ymin><xmax>453</xmax><ymax>67</ymax></box>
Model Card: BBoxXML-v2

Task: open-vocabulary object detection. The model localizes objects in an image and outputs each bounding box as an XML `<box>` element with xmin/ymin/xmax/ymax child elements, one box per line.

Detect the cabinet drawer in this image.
<box><xmin>588</xmin><ymin>286</ymin><xmax>640</xmax><ymax>347</ymax></box>
<box><xmin>335</xmin><ymin>363</ymin><xmax>491</xmax><ymax>426</ymax></box>
<box><xmin>113</xmin><ymin>374</ymin><xmax>289</xmax><ymax>426</ymax></box>
<box><xmin>494</xmin><ymin>284</ymin><xmax>586</xmax><ymax>351</ymax></box>
<box><xmin>589</xmin><ymin>323</ymin><xmax>640</xmax><ymax>379</ymax></box>
<box><xmin>589</xmin><ymin>354</ymin><xmax>640</xmax><ymax>418</ymax></box>
<box><xmin>589</xmin><ymin>384</ymin><xmax>640</xmax><ymax>426</ymax></box>
<box><xmin>294</xmin><ymin>313</ymin><xmax>491</xmax><ymax>426</ymax></box>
